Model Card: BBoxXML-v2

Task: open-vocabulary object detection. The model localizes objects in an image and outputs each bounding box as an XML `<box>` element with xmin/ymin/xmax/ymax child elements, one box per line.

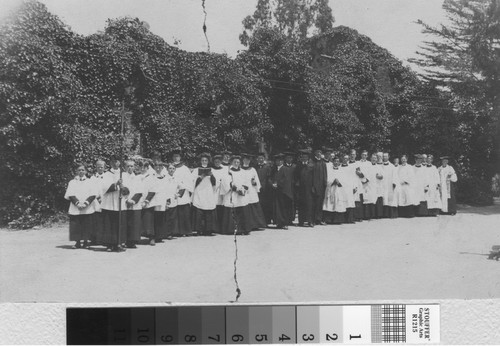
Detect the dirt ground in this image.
<box><xmin>1</xmin><ymin>203</ymin><xmax>500</xmax><ymax>304</ymax></box>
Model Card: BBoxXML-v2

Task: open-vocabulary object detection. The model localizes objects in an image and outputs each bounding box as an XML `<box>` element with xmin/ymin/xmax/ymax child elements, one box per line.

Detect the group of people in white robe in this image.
<box><xmin>320</xmin><ymin>150</ymin><xmax>458</xmax><ymax>225</ymax></box>
<box><xmin>64</xmin><ymin>148</ymin><xmax>458</xmax><ymax>252</ymax></box>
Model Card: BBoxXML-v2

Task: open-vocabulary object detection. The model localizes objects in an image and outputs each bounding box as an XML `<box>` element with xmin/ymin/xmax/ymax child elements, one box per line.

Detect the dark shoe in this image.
<box><xmin>82</xmin><ymin>241</ymin><xmax>89</xmax><ymax>249</ymax></box>
<box><xmin>155</xmin><ymin>239</ymin><xmax>164</xmax><ymax>243</ymax></box>
<box><xmin>126</xmin><ymin>243</ymin><xmax>137</xmax><ymax>249</ymax></box>
<box><xmin>72</xmin><ymin>241</ymin><xmax>81</xmax><ymax>249</ymax></box>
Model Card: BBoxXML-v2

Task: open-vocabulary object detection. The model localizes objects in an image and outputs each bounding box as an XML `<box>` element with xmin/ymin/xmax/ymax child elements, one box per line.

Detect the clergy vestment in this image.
<box><xmin>339</xmin><ymin>164</ymin><xmax>356</xmax><ymax>223</ymax></box>
<box><xmin>164</xmin><ymin>174</ymin><xmax>180</xmax><ymax>236</ymax></box>
<box><xmin>121</xmin><ymin>172</ymin><xmax>144</xmax><ymax>245</ymax></box>
<box><xmin>425</xmin><ymin>164</ymin><xmax>442</xmax><ymax>216</ymax></box>
<box><xmin>397</xmin><ymin>164</ymin><xmax>416</xmax><ymax>218</ymax></box>
<box><xmin>323</xmin><ymin>164</ymin><xmax>348</xmax><ymax>224</ymax></box>
<box><xmin>219</xmin><ymin>167</ymin><xmax>252</xmax><ymax>235</ymax></box>
<box><xmin>360</xmin><ymin>162</ymin><xmax>377</xmax><ymax>219</ymax></box>
<box><xmin>295</xmin><ymin>161</ymin><xmax>314</xmax><ymax>226</ymax></box>
<box><xmin>191</xmin><ymin>167</ymin><xmax>218</xmax><ymax>235</ymax></box>
<box><xmin>382</xmin><ymin>162</ymin><xmax>399</xmax><ymax>218</ymax></box>
<box><xmin>149</xmin><ymin>173</ymin><xmax>170</xmax><ymax>240</ymax></box>
<box><xmin>348</xmin><ymin>160</ymin><xmax>364</xmax><ymax>221</ymax></box>
<box><xmin>311</xmin><ymin>157</ymin><xmax>327</xmax><ymax>224</ymax></box>
<box><xmin>65</xmin><ymin>176</ymin><xmax>97</xmax><ymax>242</ymax></box>
<box><xmin>212</xmin><ymin>166</ymin><xmax>229</xmax><ymax>233</ymax></box>
<box><xmin>438</xmin><ymin>165</ymin><xmax>458</xmax><ymax>214</ymax></box>
<box><xmin>413</xmin><ymin>165</ymin><xmax>429</xmax><ymax>216</ymax></box>
<box><xmin>242</xmin><ymin>166</ymin><xmax>267</xmax><ymax>230</ymax></box>
<box><xmin>99</xmin><ymin>168</ymin><xmax>127</xmax><ymax>246</ymax></box>
<box><xmin>89</xmin><ymin>172</ymin><xmax>106</xmax><ymax>244</ymax></box>
<box><xmin>140</xmin><ymin>172</ymin><xmax>159</xmax><ymax>239</ymax></box>
<box><xmin>256</xmin><ymin>163</ymin><xmax>273</xmax><ymax>225</ymax></box>
<box><xmin>173</xmin><ymin>162</ymin><xmax>193</xmax><ymax>235</ymax></box>
<box><xmin>272</xmin><ymin>164</ymin><xmax>295</xmax><ymax>227</ymax></box>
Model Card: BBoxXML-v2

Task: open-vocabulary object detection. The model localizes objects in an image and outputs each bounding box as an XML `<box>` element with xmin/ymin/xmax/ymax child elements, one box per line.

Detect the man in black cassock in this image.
<box><xmin>284</xmin><ymin>151</ymin><xmax>297</xmax><ymax>225</ymax></box>
<box><xmin>271</xmin><ymin>153</ymin><xmax>294</xmax><ymax>229</ymax></box>
<box><xmin>256</xmin><ymin>152</ymin><xmax>273</xmax><ymax>225</ymax></box>
<box><xmin>295</xmin><ymin>149</ymin><xmax>314</xmax><ymax>227</ymax></box>
<box><xmin>311</xmin><ymin>149</ymin><xmax>327</xmax><ymax>225</ymax></box>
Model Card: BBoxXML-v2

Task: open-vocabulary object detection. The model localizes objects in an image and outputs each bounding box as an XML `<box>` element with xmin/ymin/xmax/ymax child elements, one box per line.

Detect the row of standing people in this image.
<box><xmin>64</xmin><ymin>149</ymin><xmax>458</xmax><ymax>251</ymax></box>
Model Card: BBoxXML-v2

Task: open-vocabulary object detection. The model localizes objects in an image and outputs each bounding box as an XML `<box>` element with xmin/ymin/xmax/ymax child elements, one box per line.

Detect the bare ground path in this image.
<box><xmin>1</xmin><ymin>204</ymin><xmax>499</xmax><ymax>303</ymax></box>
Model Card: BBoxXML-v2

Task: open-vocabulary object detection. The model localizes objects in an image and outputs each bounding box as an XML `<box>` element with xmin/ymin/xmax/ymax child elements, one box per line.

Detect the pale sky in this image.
<box><xmin>0</xmin><ymin>0</ymin><xmax>447</xmax><ymax>69</ymax></box>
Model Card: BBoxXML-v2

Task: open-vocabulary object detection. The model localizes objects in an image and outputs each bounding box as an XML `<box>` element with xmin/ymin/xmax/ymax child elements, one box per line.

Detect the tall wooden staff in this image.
<box><xmin>117</xmin><ymin>99</ymin><xmax>125</xmax><ymax>250</ymax></box>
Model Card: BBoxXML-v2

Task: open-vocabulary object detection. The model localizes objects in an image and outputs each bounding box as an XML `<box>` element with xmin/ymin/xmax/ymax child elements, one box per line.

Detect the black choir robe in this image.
<box><xmin>256</xmin><ymin>163</ymin><xmax>273</xmax><ymax>225</ymax></box>
<box><xmin>295</xmin><ymin>161</ymin><xmax>314</xmax><ymax>225</ymax></box>
<box><xmin>311</xmin><ymin>157</ymin><xmax>327</xmax><ymax>224</ymax></box>
<box><xmin>272</xmin><ymin>165</ymin><xmax>295</xmax><ymax>226</ymax></box>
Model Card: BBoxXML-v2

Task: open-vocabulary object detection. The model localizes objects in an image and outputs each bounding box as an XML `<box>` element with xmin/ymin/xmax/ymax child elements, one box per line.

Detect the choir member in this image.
<box><xmin>311</xmin><ymin>149</ymin><xmax>327</xmax><ymax>225</ymax></box>
<box><xmin>241</xmin><ymin>153</ymin><xmax>266</xmax><ymax>230</ymax></box>
<box><xmin>256</xmin><ymin>152</ymin><xmax>273</xmax><ymax>225</ymax></box>
<box><xmin>89</xmin><ymin>159</ymin><xmax>106</xmax><ymax>245</ymax></box>
<box><xmin>221</xmin><ymin>150</ymin><xmax>232</xmax><ymax>168</ymax></box>
<box><xmin>171</xmin><ymin>150</ymin><xmax>193</xmax><ymax>236</ymax></box>
<box><xmin>340</xmin><ymin>154</ymin><xmax>356</xmax><ymax>223</ymax></box>
<box><xmin>438</xmin><ymin>156</ymin><xmax>458</xmax><ymax>215</ymax></box>
<box><xmin>323</xmin><ymin>156</ymin><xmax>347</xmax><ymax>224</ymax></box>
<box><xmin>349</xmin><ymin>149</ymin><xmax>364</xmax><ymax>221</ymax></box>
<box><xmin>164</xmin><ymin>163</ymin><xmax>180</xmax><ymax>237</ymax></box>
<box><xmin>271</xmin><ymin>153</ymin><xmax>294</xmax><ymax>229</ymax></box>
<box><xmin>425</xmin><ymin>155</ymin><xmax>442</xmax><ymax>216</ymax></box>
<box><xmin>413</xmin><ymin>154</ymin><xmax>429</xmax><ymax>216</ymax></box>
<box><xmin>382</xmin><ymin>153</ymin><xmax>399</xmax><ymax>218</ymax></box>
<box><xmin>358</xmin><ymin>150</ymin><xmax>372</xmax><ymax>219</ymax></box>
<box><xmin>219</xmin><ymin>155</ymin><xmax>252</xmax><ymax>235</ymax></box>
<box><xmin>323</xmin><ymin>147</ymin><xmax>334</xmax><ymax>163</ymax></box>
<box><xmin>397</xmin><ymin>155</ymin><xmax>416</xmax><ymax>218</ymax></box>
<box><xmin>122</xmin><ymin>160</ymin><xmax>143</xmax><ymax>248</ymax></box>
<box><xmin>64</xmin><ymin>164</ymin><xmax>97</xmax><ymax>249</ymax></box>
<box><xmin>360</xmin><ymin>153</ymin><xmax>377</xmax><ymax>219</ymax></box>
<box><xmin>393</xmin><ymin>157</ymin><xmax>400</xmax><ymax>167</ymax></box>
<box><xmin>295</xmin><ymin>149</ymin><xmax>314</xmax><ymax>227</ymax></box>
<box><xmin>140</xmin><ymin>160</ymin><xmax>159</xmax><ymax>245</ymax></box>
<box><xmin>372</xmin><ymin>152</ymin><xmax>386</xmax><ymax>219</ymax></box>
<box><xmin>99</xmin><ymin>157</ymin><xmax>126</xmax><ymax>252</ymax></box>
<box><xmin>284</xmin><ymin>151</ymin><xmax>297</xmax><ymax>225</ymax></box>
<box><xmin>191</xmin><ymin>153</ymin><xmax>218</xmax><ymax>236</ymax></box>
<box><xmin>211</xmin><ymin>154</ymin><xmax>228</xmax><ymax>232</ymax></box>
<box><xmin>149</xmin><ymin>161</ymin><xmax>169</xmax><ymax>242</ymax></box>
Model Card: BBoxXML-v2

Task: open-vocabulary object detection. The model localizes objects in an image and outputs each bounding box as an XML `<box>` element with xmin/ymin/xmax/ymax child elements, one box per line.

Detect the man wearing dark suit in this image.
<box><xmin>256</xmin><ymin>152</ymin><xmax>273</xmax><ymax>225</ymax></box>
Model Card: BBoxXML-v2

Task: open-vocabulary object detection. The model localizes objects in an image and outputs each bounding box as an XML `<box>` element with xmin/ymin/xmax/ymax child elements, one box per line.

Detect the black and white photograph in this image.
<box><xmin>0</xmin><ymin>0</ymin><xmax>499</xmax><ymax>307</ymax></box>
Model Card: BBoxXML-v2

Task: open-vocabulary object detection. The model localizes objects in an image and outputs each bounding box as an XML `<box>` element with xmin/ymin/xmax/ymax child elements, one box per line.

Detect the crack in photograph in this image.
<box><xmin>0</xmin><ymin>0</ymin><xmax>499</xmax><ymax>307</ymax></box>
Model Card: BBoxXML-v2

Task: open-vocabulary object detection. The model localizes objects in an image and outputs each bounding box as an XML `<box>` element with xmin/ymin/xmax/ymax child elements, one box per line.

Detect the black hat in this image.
<box><xmin>298</xmin><ymin>149</ymin><xmax>312</xmax><ymax>155</ymax></box>
<box><xmin>257</xmin><ymin>152</ymin><xmax>266</xmax><ymax>157</ymax></box>
<box><xmin>274</xmin><ymin>153</ymin><xmax>285</xmax><ymax>159</ymax></box>
<box><xmin>313</xmin><ymin>148</ymin><xmax>322</xmax><ymax>154</ymax></box>
<box><xmin>213</xmin><ymin>154</ymin><xmax>223</xmax><ymax>160</ymax></box>
<box><xmin>440</xmin><ymin>156</ymin><xmax>450</xmax><ymax>160</ymax></box>
<box><xmin>221</xmin><ymin>150</ymin><xmax>232</xmax><ymax>155</ymax></box>
<box><xmin>323</xmin><ymin>147</ymin><xmax>334</xmax><ymax>153</ymax></box>
<box><xmin>283</xmin><ymin>151</ymin><xmax>295</xmax><ymax>157</ymax></box>
<box><xmin>241</xmin><ymin>153</ymin><xmax>254</xmax><ymax>159</ymax></box>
